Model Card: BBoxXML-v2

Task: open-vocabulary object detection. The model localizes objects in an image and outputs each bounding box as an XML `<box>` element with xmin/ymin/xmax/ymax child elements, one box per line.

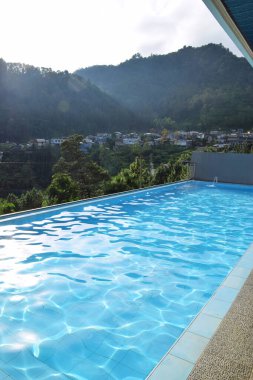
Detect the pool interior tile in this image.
<box><xmin>213</xmin><ymin>285</ymin><xmax>239</xmax><ymax>303</ymax></box>
<box><xmin>0</xmin><ymin>365</ymin><xmax>28</xmax><ymax>380</ymax></box>
<box><xmin>0</xmin><ymin>349</ymin><xmax>68</xmax><ymax>380</ymax></box>
<box><xmin>169</xmin><ymin>332</ymin><xmax>209</xmax><ymax>364</ymax></box>
<box><xmin>0</xmin><ymin>373</ymin><xmax>13</xmax><ymax>380</ymax></box>
<box><xmin>0</xmin><ymin>369</ymin><xmax>7</xmax><ymax>380</ymax></box>
<box><xmin>222</xmin><ymin>275</ymin><xmax>246</xmax><ymax>289</ymax></box>
<box><xmin>188</xmin><ymin>313</ymin><xmax>221</xmax><ymax>339</ymax></box>
<box><xmin>148</xmin><ymin>354</ymin><xmax>194</xmax><ymax>380</ymax></box>
<box><xmin>202</xmin><ymin>298</ymin><xmax>231</xmax><ymax>319</ymax></box>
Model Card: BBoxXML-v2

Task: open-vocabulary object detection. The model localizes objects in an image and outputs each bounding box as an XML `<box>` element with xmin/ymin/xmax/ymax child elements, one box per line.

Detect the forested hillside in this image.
<box><xmin>1</xmin><ymin>44</ymin><xmax>253</xmax><ymax>143</ymax></box>
<box><xmin>76</xmin><ymin>44</ymin><xmax>253</xmax><ymax>131</ymax></box>
<box><xmin>0</xmin><ymin>60</ymin><xmax>145</xmax><ymax>142</ymax></box>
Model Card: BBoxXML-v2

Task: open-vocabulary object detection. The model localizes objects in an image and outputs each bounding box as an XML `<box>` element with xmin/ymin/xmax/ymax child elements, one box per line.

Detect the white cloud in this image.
<box><xmin>0</xmin><ymin>0</ymin><xmax>242</xmax><ymax>72</ymax></box>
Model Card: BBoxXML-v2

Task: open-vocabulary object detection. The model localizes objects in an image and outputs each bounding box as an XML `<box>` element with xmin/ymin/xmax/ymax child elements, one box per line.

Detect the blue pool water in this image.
<box><xmin>0</xmin><ymin>181</ymin><xmax>253</xmax><ymax>379</ymax></box>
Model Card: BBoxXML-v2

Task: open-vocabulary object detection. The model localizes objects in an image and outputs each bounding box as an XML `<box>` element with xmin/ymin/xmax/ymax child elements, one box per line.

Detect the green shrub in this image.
<box><xmin>47</xmin><ymin>173</ymin><xmax>79</xmax><ymax>204</ymax></box>
<box><xmin>19</xmin><ymin>188</ymin><xmax>44</xmax><ymax>210</ymax></box>
<box><xmin>0</xmin><ymin>200</ymin><xmax>16</xmax><ymax>215</ymax></box>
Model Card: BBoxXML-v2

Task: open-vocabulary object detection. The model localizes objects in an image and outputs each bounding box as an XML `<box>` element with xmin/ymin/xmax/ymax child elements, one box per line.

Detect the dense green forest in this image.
<box><xmin>0</xmin><ymin>135</ymin><xmax>190</xmax><ymax>215</ymax></box>
<box><xmin>0</xmin><ymin>145</ymin><xmax>60</xmax><ymax>196</ymax></box>
<box><xmin>1</xmin><ymin>133</ymin><xmax>252</xmax><ymax>215</ymax></box>
<box><xmin>1</xmin><ymin>44</ymin><xmax>253</xmax><ymax>143</ymax></box>
<box><xmin>76</xmin><ymin>44</ymin><xmax>253</xmax><ymax>131</ymax></box>
<box><xmin>0</xmin><ymin>60</ymin><xmax>146</xmax><ymax>142</ymax></box>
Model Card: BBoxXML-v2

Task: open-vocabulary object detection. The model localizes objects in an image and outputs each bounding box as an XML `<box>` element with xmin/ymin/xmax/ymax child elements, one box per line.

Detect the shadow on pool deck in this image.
<box><xmin>188</xmin><ymin>270</ymin><xmax>253</xmax><ymax>380</ymax></box>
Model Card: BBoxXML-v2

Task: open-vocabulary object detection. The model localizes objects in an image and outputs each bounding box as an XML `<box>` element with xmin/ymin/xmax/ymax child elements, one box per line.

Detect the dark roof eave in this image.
<box><xmin>203</xmin><ymin>0</ymin><xmax>253</xmax><ymax>67</ymax></box>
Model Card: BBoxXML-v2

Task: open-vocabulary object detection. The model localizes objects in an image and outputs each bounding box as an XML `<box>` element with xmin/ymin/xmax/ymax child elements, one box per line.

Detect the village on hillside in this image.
<box><xmin>1</xmin><ymin>128</ymin><xmax>253</xmax><ymax>158</ymax></box>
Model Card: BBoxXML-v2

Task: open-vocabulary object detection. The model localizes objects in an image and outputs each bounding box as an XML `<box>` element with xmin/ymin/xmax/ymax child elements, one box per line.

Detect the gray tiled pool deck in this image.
<box><xmin>147</xmin><ymin>242</ymin><xmax>253</xmax><ymax>380</ymax></box>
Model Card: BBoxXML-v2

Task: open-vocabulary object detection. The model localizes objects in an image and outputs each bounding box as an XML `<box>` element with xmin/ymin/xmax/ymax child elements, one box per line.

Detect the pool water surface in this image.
<box><xmin>0</xmin><ymin>181</ymin><xmax>253</xmax><ymax>379</ymax></box>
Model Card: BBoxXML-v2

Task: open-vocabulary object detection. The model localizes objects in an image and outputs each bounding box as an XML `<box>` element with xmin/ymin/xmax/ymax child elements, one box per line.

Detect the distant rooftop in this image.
<box><xmin>203</xmin><ymin>0</ymin><xmax>253</xmax><ymax>67</ymax></box>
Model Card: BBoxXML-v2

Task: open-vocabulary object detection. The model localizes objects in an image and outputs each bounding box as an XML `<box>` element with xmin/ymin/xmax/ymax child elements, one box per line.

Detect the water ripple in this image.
<box><xmin>0</xmin><ymin>181</ymin><xmax>253</xmax><ymax>379</ymax></box>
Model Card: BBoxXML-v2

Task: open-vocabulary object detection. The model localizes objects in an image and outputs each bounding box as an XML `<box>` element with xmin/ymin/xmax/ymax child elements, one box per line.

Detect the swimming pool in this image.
<box><xmin>0</xmin><ymin>180</ymin><xmax>253</xmax><ymax>379</ymax></box>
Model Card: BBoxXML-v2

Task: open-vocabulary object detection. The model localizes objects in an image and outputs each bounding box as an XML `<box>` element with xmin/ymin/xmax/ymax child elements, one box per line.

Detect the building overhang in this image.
<box><xmin>203</xmin><ymin>0</ymin><xmax>253</xmax><ymax>67</ymax></box>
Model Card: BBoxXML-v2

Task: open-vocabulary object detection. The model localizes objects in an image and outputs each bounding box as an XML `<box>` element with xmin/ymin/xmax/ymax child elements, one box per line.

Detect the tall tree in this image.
<box><xmin>105</xmin><ymin>157</ymin><xmax>151</xmax><ymax>193</ymax></box>
<box><xmin>53</xmin><ymin>135</ymin><xmax>109</xmax><ymax>198</ymax></box>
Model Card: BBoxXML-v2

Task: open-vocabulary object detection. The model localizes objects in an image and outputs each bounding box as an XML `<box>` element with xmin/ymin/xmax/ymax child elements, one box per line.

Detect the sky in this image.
<box><xmin>0</xmin><ymin>0</ymin><xmax>241</xmax><ymax>72</ymax></box>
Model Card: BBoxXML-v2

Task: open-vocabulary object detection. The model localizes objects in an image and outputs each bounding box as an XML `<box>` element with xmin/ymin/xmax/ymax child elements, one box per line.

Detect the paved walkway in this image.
<box><xmin>188</xmin><ymin>271</ymin><xmax>253</xmax><ymax>380</ymax></box>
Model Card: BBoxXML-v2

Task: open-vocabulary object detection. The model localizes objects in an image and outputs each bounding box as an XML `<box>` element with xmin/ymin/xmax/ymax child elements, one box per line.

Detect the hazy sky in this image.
<box><xmin>0</xmin><ymin>0</ymin><xmax>241</xmax><ymax>72</ymax></box>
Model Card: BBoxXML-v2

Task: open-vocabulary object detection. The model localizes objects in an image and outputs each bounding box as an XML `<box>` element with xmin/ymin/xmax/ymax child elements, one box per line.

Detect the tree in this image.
<box><xmin>153</xmin><ymin>151</ymin><xmax>192</xmax><ymax>185</ymax></box>
<box><xmin>0</xmin><ymin>200</ymin><xmax>16</xmax><ymax>215</ymax></box>
<box><xmin>153</xmin><ymin>164</ymin><xmax>170</xmax><ymax>185</ymax></box>
<box><xmin>6</xmin><ymin>193</ymin><xmax>19</xmax><ymax>209</ymax></box>
<box><xmin>105</xmin><ymin>157</ymin><xmax>151</xmax><ymax>194</ymax></box>
<box><xmin>18</xmin><ymin>188</ymin><xmax>44</xmax><ymax>210</ymax></box>
<box><xmin>53</xmin><ymin>135</ymin><xmax>109</xmax><ymax>198</ymax></box>
<box><xmin>131</xmin><ymin>53</ymin><xmax>142</xmax><ymax>60</ymax></box>
<box><xmin>47</xmin><ymin>173</ymin><xmax>79</xmax><ymax>204</ymax></box>
<box><xmin>61</xmin><ymin>135</ymin><xmax>83</xmax><ymax>162</ymax></box>
<box><xmin>75</xmin><ymin>161</ymin><xmax>109</xmax><ymax>198</ymax></box>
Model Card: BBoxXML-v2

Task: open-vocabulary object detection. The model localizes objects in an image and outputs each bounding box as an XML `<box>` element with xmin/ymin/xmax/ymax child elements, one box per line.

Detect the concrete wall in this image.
<box><xmin>191</xmin><ymin>152</ymin><xmax>253</xmax><ymax>185</ymax></box>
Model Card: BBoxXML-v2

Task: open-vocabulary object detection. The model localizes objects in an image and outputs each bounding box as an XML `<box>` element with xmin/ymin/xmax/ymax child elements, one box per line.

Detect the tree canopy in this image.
<box><xmin>0</xmin><ymin>59</ymin><xmax>145</xmax><ymax>142</ymax></box>
<box><xmin>76</xmin><ymin>44</ymin><xmax>253</xmax><ymax>131</ymax></box>
<box><xmin>53</xmin><ymin>134</ymin><xmax>109</xmax><ymax>198</ymax></box>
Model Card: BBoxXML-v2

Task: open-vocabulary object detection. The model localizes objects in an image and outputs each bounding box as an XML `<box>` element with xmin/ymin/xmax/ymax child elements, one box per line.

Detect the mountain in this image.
<box><xmin>0</xmin><ymin>60</ymin><xmax>146</xmax><ymax>142</ymax></box>
<box><xmin>76</xmin><ymin>44</ymin><xmax>253</xmax><ymax>131</ymax></box>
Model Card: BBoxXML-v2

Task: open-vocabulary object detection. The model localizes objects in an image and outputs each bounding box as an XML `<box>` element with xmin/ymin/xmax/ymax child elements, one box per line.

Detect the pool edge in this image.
<box><xmin>146</xmin><ymin>242</ymin><xmax>253</xmax><ymax>380</ymax></box>
<box><xmin>0</xmin><ymin>179</ymin><xmax>192</xmax><ymax>222</ymax></box>
<box><xmin>1</xmin><ymin>180</ymin><xmax>252</xmax><ymax>223</ymax></box>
